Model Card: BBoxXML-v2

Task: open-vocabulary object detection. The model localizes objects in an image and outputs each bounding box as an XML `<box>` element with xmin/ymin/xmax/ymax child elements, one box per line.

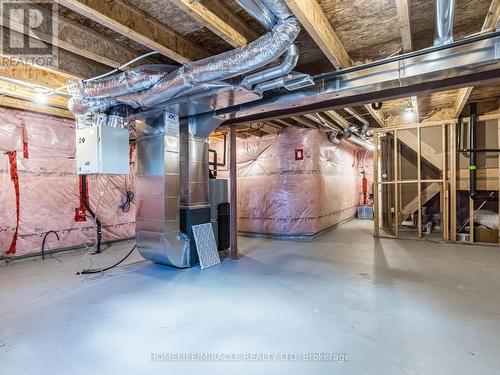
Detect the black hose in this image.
<box><xmin>81</xmin><ymin>175</ymin><xmax>102</xmax><ymax>253</ymax></box>
<box><xmin>77</xmin><ymin>245</ymin><xmax>137</xmax><ymax>275</ymax></box>
<box><xmin>41</xmin><ymin>230</ymin><xmax>59</xmax><ymax>260</ymax></box>
<box><xmin>469</xmin><ymin>103</ymin><xmax>478</xmax><ymax>200</ymax></box>
<box><xmin>119</xmin><ymin>190</ymin><xmax>134</xmax><ymax>213</ymax></box>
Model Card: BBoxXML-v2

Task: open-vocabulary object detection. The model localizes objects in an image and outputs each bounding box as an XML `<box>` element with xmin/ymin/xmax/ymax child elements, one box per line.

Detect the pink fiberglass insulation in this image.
<box><xmin>0</xmin><ymin>106</ymin><xmax>135</xmax><ymax>257</ymax></box>
<box><xmin>210</xmin><ymin>127</ymin><xmax>373</xmax><ymax>236</ymax></box>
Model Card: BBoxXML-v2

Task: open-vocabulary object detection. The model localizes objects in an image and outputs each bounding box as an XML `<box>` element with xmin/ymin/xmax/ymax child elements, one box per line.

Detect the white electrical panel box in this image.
<box><xmin>76</xmin><ymin>124</ymin><xmax>129</xmax><ymax>175</ymax></box>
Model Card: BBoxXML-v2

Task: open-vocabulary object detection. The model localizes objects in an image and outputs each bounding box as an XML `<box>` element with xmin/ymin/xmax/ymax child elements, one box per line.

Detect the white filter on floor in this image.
<box><xmin>192</xmin><ymin>223</ymin><xmax>220</xmax><ymax>269</ymax></box>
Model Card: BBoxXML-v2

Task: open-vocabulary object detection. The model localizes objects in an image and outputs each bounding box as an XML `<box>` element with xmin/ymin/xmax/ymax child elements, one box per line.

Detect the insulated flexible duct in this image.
<box><xmin>68</xmin><ymin>0</ymin><xmax>300</xmax><ymax>116</ymax></box>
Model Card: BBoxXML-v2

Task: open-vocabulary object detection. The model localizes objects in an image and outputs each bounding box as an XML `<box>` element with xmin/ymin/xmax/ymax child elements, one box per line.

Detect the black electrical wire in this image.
<box><xmin>81</xmin><ymin>175</ymin><xmax>102</xmax><ymax>253</ymax></box>
<box><xmin>77</xmin><ymin>245</ymin><xmax>137</xmax><ymax>275</ymax></box>
<box><xmin>119</xmin><ymin>190</ymin><xmax>135</xmax><ymax>213</ymax></box>
<box><xmin>41</xmin><ymin>230</ymin><xmax>59</xmax><ymax>260</ymax></box>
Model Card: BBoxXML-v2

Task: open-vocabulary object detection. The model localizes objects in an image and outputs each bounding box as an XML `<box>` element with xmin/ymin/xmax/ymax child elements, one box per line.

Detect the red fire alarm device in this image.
<box><xmin>295</xmin><ymin>148</ymin><xmax>304</xmax><ymax>160</ymax></box>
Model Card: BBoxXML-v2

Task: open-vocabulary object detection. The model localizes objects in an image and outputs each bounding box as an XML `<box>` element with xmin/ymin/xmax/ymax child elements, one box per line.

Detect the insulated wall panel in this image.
<box><xmin>210</xmin><ymin>127</ymin><xmax>373</xmax><ymax>236</ymax></box>
<box><xmin>0</xmin><ymin>106</ymin><xmax>135</xmax><ymax>257</ymax></box>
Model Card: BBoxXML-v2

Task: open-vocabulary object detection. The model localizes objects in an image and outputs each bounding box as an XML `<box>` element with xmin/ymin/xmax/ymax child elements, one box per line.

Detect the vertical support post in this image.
<box><xmin>394</xmin><ymin>130</ymin><xmax>399</xmax><ymax>238</ymax></box>
<box><xmin>450</xmin><ymin>122</ymin><xmax>457</xmax><ymax>241</ymax></box>
<box><xmin>469</xmin><ymin>197</ymin><xmax>475</xmax><ymax>243</ymax></box>
<box><xmin>373</xmin><ymin>133</ymin><xmax>380</xmax><ymax>237</ymax></box>
<box><xmin>417</xmin><ymin>127</ymin><xmax>422</xmax><ymax>238</ymax></box>
<box><xmin>442</xmin><ymin>124</ymin><xmax>449</xmax><ymax>240</ymax></box>
<box><xmin>230</xmin><ymin>126</ymin><xmax>238</xmax><ymax>259</ymax></box>
<box><xmin>497</xmin><ymin>119</ymin><xmax>500</xmax><ymax>243</ymax></box>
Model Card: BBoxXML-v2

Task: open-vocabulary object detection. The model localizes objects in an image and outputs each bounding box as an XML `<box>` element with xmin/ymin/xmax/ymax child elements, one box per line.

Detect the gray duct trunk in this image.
<box><xmin>434</xmin><ymin>0</ymin><xmax>455</xmax><ymax>46</ymax></box>
<box><xmin>135</xmin><ymin>111</ymin><xmax>219</xmax><ymax>267</ymax></box>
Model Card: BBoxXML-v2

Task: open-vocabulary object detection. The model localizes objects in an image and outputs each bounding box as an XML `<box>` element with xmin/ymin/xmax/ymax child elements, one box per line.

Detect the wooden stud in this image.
<box><xmin>417</xmin><ymin>127</ymin><xmax>422</xmax><ymax>238</ymax></box>
<box><xmin>230</xmin><ymin>126</ymin><xmax>238</xmax><ymax>259</ymax></box>
<box><xmin>375</xmin><ymin>119</ymin><xmax>458</xmax><ymax>132</ymax></box>
<box><xmin>394</xmin><ymin>129</ymin><xmax>399</xmax><ymax>237</ymax></box>
<box><xmin>450</xmin><ymin>122</ymin><xmax>457</xmax><ymax>241</ymax></box>
<box><xmin>442</xmin><ymin>124</ymin><xmax>449</xmax><ymax>241</ymax></box>
<box><xmin>498</xmin><ymin>118</ymin><xmax>500</xmax><ymax>243</ymax></box>
<box><xmin>470</xmin><ymin>195</ymin><xmax>475</xmax><ymax>243</ymax></box>
<box><xmin>373</xmin><ymin>133</ymin><xmax>380</xmax><ymax>237</ymax></box>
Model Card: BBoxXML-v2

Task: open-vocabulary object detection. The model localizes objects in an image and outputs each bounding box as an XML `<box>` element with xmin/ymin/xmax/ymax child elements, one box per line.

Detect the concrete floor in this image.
<box><xmin>1</xmin><ymin>220</ymin><xmax>500</xmax><ymax>375</ymax></box>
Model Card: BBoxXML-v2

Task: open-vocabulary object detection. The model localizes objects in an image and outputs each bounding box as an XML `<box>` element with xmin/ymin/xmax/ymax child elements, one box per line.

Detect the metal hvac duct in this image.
<box><xmin>434</xmin><ymin>0</ymin><xmax>455</xmax><ymax>46</ymax></box>
<box><xmin>134</xmin><ymin>110</ymin><xmax>222</xmax><ymax>267</ymax></box>
<box><xmin>134</xmin><ymin>112</ymin><xmax>191</xmax><ymax>267</ymax></box>
<box><xmin>240</xmin><ymin>44</ymin><xmax>299</xmax><ymax>90</ymax></box>
<box><xmin>67</xmin><ymin>0</ymin><xmax>300</xmax><ymax>117</ymax></box>
<box><xmin>79</xmin><ymin>0</ymin><xmax>300</xmax><ymax>268</ymax></box>
<box><xmin>235</xmin><ymin>0</ymin><xmax>277</xmax><ymax>29</ymax></box>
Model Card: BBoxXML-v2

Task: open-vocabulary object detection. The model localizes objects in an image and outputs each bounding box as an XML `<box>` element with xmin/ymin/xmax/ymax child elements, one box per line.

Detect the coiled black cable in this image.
<box><xmin>119</xmin><ymin>190</ymin><xmax>134</xmax><ymax>213</ymax></box>
<box><xmin>77</xmin><ymin>245</ymin><xmax>137</xmax><ymax>275</ymax></box>
<box><xmin>41</xmin><ymin>230</ymin><xmax>59</xmax><ymax>260</ymax></box>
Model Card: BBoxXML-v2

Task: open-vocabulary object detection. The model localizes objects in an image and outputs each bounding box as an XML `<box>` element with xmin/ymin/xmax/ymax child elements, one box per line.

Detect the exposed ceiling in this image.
<box><xmin>0</xmin><ymin>0</ymin><xmax>498</xmax><ymax>135</ymax></box>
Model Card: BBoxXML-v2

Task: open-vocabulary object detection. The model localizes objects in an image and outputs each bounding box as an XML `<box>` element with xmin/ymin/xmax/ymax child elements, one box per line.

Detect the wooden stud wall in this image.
<box><xmin>374</xmin><ymin>114</ymin><xmax>500</xmax><ymax>244</ymax></box>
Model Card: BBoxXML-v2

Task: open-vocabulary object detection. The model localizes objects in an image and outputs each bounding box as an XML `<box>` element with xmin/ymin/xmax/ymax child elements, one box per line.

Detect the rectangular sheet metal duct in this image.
<box><xmin>211</xmin><ymin>33</ymin><xmax>500</xmax><ymax>124</ymax></box>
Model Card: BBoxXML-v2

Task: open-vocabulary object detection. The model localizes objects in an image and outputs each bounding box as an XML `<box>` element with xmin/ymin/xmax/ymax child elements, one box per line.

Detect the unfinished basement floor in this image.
<box><xmin>1</xmin><ymin>220</ymin><xmax>500</xmax><ymax>375</ymax></box>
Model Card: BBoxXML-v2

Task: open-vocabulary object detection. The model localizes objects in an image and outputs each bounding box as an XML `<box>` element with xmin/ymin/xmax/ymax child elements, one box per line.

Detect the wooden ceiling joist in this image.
<box><xmin>291</xmin><ymin>116</ymin><xmax>318</xmax><ymax>129</ymax></box>
<box><xmin>270</xmin><ymin>119</ymin><xmax>293</xmax><ymax>127</ymax></box>
<box><xmin>394</xmin><ymin>0</ymin><xmax>413</xmax><ymax>52</ymax></box>
<box><xmin>364</xmin><ymin>104</ymin><xmax>385</xmax><ymax>127</ymax></box>
<box><xmin>0</xmin><ymin>95</ymin><xmax>73</xmax><ymax>118</ymax></box>
<box><xmin>453</xmin><ymin>0</ymin><xmax>500</xmax><ymax>118</ymax></box>
<box><xmin>1</xmin><ymin>27</ymin><xmax>108</xmax><ymax>79</ymax></box>
<box><xmin>0</xmin><ymin>64</ymin><xmax>68</xmax><ymax>90</ymax></box>
<box><xmin>57</xmin><ymin>0</ymin><xmax>209</xmax><ymax>63</ymax></box>
<box><xmin>0</xmin><ymin>81</ymin><xmax>68</xmax><ymax>109</ymax></box>
<box><xmin>284</xmin><ymin>0</ymin><xmax>351</xmax><ymax>69</ymax></box>
<box><xmin>0</xmin><ymin>5</ymin><xmax>142</xmax><ymax>69</ymax></box>
<box><xmin>169</xmin><ymin>0</ymin><xmax>259</xmax><ymax>48</ymax></box>
<box><xmin>285</xmin><ymin>0</ymin><xmax>387</xmax><ymax>127</ymax></box>
<box><xmin>323</xmin><ymin>110</ymin><xmax>349</xmax><ymax>129</ymax></box>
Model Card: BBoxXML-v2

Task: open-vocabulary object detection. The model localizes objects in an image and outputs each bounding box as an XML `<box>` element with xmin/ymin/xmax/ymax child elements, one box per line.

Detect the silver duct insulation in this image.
<box><xmin>68</xmin><ymin>65</ymin><xmax>176</xmax><ymax>98</ymax></box>
<box><xmin>434</xmin><ymin>0</ymin><xmax>455</xmax><ymax>46</ymax></box>
<box><xmin>68</xmin><ymin>0</ymin><xmax>300</xmax><ymax>116</ymax></box>
<box><xmin>240</xmin><ymin>44</ymin><xmax>299</xmax><ymax>90</ymax></box>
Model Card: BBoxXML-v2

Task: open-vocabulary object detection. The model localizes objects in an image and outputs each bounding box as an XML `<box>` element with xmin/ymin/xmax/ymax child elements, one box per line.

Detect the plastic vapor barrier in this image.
<box><xmin>210</xmin><ymin>127</ymin><xmax>373</xmax><ymax>236</ymax></box>
<box><xmin>0</xmin><ymin>107</ymin><xmax>135</xmax><ymax>257</ymax></box>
